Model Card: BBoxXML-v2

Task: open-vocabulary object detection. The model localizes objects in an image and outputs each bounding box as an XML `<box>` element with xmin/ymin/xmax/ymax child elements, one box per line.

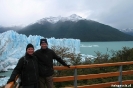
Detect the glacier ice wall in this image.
<box><xmin>0</xmin><ymin>30</ymin><xmax>80</xmax><ymax>71</ymax></box>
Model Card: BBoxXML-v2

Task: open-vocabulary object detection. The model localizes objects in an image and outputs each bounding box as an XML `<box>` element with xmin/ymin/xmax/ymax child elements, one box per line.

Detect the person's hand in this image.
<box><xmin>66</xmin><ymin>65</ymin><xmax>70</xmax><ymax>68</ymax></box>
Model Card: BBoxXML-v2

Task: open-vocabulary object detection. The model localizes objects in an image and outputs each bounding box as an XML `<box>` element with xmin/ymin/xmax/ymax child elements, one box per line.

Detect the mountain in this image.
<box><xmin>0</xmin><ymin>27</ymin><xmax>7</xmax><ymax>33</ymax></box>
<box><xmin>119</xmin><ymin>28</ymin><xmax>133</xmax><ymax>36</ymax></box>
<box><xmin>18</xmin><ymin>14</ymin><xmax>133</xmax><ymax>41</ymax></box>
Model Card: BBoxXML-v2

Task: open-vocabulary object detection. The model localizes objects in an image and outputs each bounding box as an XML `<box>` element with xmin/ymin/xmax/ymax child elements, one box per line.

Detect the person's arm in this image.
<box><xmin>52</xmin><ymin>51</ymin><xmax>70</xmax><ymax>68</ymax></box>
<box><xmin>7</xmin><ymin>57</ymin><xmax>24</xmax><ymax>84</ymax></box>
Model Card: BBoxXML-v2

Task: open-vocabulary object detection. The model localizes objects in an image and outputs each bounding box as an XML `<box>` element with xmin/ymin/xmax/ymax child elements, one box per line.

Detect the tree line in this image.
<box><xmin>52</xmin><ymin>46</ymin><xmax>133</xmax><ymax>88</ymax></box>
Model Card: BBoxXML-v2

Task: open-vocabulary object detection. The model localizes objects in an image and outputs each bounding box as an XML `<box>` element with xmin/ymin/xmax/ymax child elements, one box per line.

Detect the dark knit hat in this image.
<box><xmin>26</xmin><ymin>43</ymin><xmax>34</xmax><ymax>51</ymax></box>
<box><xmin>40</xmin><ymin>39</ymin><xmax>48</xmax><ymax>45</ymax></box>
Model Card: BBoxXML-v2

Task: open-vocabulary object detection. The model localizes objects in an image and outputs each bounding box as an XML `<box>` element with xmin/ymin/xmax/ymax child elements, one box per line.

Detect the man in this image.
<box><xmin>34</xmin><ymin>39</ymin><xmax>70</xmax><ymax>88</ymax></box>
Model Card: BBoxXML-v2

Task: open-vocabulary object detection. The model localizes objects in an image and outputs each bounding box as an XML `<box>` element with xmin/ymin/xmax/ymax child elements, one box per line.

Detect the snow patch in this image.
<box><xmin>38</xmin><ymin>14</ymin><xmax>84</xmax><ymax>24</ymax></box>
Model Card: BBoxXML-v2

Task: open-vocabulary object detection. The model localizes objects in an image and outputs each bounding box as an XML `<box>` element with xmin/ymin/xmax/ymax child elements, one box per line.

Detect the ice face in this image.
<box><xmin>0</xmin><ymin>30</ymin><xmax>80</xmax><ymax>71</ymax></box>
<box><xmin>0</xmin><ymin>77</ymin><xmax>9</xmax><ymax>86</ymax></box>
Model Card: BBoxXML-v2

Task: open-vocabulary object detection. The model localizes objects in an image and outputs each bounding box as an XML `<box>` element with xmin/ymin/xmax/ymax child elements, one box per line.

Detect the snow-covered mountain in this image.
<box><xmin>119</xmin><ymin>28</ymin><xmax>133</xmax><ymax>36</ymax></box>
<box><xmin>37</xmin><ymin>14</ymin><xmax>85</xmax><ymax>24</ymax></box>
<box><xmin>0</xmin><ymin>30</ymin><xmax>80</xmax><ymax>71</ymax></box>
<box><xmin>119</xmin><ymin>28</ymin><xmax>133</xmax><ymax>32</ymax></box>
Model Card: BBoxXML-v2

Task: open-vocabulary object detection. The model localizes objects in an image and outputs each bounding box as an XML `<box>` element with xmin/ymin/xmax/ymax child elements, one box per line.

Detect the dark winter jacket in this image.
<box><xmin>7</xmin><ymin>53</ymin><xmax>39</xmax><ymax>86</ymax></box>
<box><xmin>34</xmin><ymin>48</ymin><xmax>68</xmax><ymax>77</ymax></box>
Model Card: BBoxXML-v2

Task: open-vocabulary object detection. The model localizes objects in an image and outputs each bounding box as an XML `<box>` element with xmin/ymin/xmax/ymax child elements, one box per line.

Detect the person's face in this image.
<box><xmin>41</xmin><ymin>43</ymin><xmax>48</xmax><ymax>49</ymax></box>
<box><xmin>26</xmin><ymin>47</ymin><xmax>34</xmax><ymax>55</ymax></box>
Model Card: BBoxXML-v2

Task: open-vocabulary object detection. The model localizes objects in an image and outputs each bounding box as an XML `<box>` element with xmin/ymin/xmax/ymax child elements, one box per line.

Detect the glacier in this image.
<box><xmin>0</xmin><ymin>77</ymin><xmax>9</xmax><ymax>87</ymax></box>
<box><xmin>0</xmin><ymin>30</ymin><xmax>80</xmax><ymax>72</ymax></box>
<box><xmin>0</xmin><ymin>30</ymin><xmax>81</xmax><ymax>86</ymax></box>
<box><xmin>0</xmin><ymin>30</ymin><xmax>97</xmax><ymax>86</ymax></box>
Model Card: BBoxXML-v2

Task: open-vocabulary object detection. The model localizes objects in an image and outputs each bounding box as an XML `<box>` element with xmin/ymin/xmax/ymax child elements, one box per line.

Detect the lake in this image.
<box><xmin>0</xmin><ymin>41</ymin><xmax>133</xmax><ymax>77</ymax></box>
<box><xmin>0</xmin><ymin>70</ymin><xmax>13</xmax><ymax>77</ymax></box>
<box><xmin>80</xmin><ymin>41</ymin><xmax>133</xmax><ymax>56</ymax></box>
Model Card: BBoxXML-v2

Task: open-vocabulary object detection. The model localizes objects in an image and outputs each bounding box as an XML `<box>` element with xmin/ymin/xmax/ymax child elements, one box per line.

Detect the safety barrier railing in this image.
<box><xmin>53</xmin><ymin>61</ymin><xmax>133</xmax><ymax>88</ymax></box>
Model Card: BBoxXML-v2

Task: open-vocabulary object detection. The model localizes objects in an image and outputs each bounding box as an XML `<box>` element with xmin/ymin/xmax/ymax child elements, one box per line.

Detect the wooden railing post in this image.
<box><xmin>118</xmin><ymin>65</ymin><xmax>123</xmax><ymax>88</ymax></box>
<box><xmin>74</xmin><ymin>68</ymin><xmax>77</xmax><ymax>88</ymax></box>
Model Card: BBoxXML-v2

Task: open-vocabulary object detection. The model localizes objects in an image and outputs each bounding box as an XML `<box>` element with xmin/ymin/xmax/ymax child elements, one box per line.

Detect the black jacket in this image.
<box><xmin>7</xmin><ymin>54</ymin><xmax>39</xmax><ymax>86</ymax></box>
<box><xmin>34</xmin><ymin>48</ymin><xmax>68</xmax><ymax>77</ymax></box>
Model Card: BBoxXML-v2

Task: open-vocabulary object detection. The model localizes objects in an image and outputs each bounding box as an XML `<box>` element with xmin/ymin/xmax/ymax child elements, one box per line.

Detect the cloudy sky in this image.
<box><xmin>0</xmin><ymin>0</ymin><xmax>133</xmax><ymax>30</ymax></box>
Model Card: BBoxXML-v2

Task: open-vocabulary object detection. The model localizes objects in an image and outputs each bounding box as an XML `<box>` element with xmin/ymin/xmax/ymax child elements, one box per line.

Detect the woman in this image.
<box><xmin>6</xmin><ymin>43</ymin><xmax>39</xmax><ymax>88</ymax></box>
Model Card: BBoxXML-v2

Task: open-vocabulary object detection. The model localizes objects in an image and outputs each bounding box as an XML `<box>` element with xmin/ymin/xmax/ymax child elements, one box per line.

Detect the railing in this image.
<box><xmin>53</xmin><ymin>61</ymin><xmax>133</xmax><ymax>88</ymax></box>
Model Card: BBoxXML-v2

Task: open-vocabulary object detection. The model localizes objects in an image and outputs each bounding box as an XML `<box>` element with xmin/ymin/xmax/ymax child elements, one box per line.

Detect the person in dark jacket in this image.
<box><xmin>7</xmin><ymin>44</ymin><xmax>39</xmax><ymax>88</ymax></box>
<box><xmin>34</xmin><ymin>39</ymin><xmax>70</xmax><ymax>88</ymax></box>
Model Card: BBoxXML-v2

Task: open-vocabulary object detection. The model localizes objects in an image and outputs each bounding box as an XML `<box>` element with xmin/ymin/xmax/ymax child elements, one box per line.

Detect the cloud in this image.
<box><xmin>0</xmin><ymin>0</ymin><xmax>46</xmax><ymax>26</ymax></box>
<box><xmin>0</xmin><ymin>0</ymin><xmax>133</xmax><ymax>30</ymax></box>
<box><xmin>86</xmin><ymin>0</ymin><xmax>133</xmax><ymax>29</ymax></box>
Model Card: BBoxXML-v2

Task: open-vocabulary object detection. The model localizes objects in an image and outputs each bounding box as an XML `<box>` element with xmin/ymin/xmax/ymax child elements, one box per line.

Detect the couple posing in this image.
<box><xmin>6</xmin><ymin>39</ymin><xmax>70</xmax><ymax>88</ymax></box>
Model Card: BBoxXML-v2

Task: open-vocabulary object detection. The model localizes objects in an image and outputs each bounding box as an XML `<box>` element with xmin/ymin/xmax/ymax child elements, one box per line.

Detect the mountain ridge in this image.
<box><xmin>119</xmin><ymin>28</ymin><xmax>133</xmax><ymax>36</ymax></box>
<box><xmin>1</xmin><ymin>14</ymin><xmax>133</xmax><ymax>41</ymax></box>
<box><xmin>18</xmin><ymin>19</ymin><xmax>133</xmax><ymax>42</ymax></box>
<box><xmin>37</xmin><ymin>14</ymin><xmax>85</xmax><ymax>24</ymax></box>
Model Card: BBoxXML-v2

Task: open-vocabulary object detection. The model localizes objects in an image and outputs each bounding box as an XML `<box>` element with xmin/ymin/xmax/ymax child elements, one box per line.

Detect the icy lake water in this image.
<box><xmin>80</xmin><ymin>41</ymin><xmax>133</xmax><ymax>56</ymax></box>
<box><xmin>0</xmin><ymin>70</ymin><xmax>13</xmax><ymax>77</ymax></box>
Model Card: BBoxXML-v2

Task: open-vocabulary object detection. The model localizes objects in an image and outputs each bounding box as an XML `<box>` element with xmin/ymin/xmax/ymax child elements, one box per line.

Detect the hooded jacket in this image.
<box><xmin>7</xmin><ymin>54</ymin><xmax>39</xmax><ymax>86</ymax></box>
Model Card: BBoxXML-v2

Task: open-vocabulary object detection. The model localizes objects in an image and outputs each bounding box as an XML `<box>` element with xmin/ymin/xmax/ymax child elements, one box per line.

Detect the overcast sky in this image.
<box><xmin>0</xmin><ymin>0</ymin><xmax>133</xmax><ymax>30</ymax></box>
